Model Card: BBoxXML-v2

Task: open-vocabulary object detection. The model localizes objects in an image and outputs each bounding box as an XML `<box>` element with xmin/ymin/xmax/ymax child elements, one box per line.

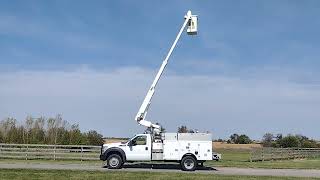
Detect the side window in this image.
<box><xmin>132</xmin><ymin>136</ymin><xmax>147</xmax><ymax>146</ymax></box>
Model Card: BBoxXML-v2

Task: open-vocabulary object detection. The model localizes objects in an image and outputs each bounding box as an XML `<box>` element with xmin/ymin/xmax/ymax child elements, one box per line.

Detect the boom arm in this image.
<box><xmin>135</xmin><ymin>10</ymin><xmax>197</xmax><ymax>132</ymax></box>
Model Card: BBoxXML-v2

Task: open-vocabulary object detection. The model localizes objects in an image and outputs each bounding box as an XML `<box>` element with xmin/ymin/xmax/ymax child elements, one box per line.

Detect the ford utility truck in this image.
<box><xmin>100</xmin><ymin>10</ymin><xmax>220</xmax><ymax>171</ymax></box>
<box><xmin>100</xmin><ymin>133</ymin><xmax>213</xmax><ymax>171</ymax></box>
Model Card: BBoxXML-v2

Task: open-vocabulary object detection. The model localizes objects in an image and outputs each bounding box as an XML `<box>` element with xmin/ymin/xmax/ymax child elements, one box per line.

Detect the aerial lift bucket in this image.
<box><xmin>187</xmin><ymin>15</ymin><xmax>198</xmax><ymax>35</ymax></box>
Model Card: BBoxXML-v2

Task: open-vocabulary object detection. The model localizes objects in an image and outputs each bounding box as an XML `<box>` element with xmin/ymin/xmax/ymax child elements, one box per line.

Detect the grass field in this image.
<box><xmin>1</xmin><ymin>148</ymin><xmax>320</xmax><ymax>170</ymax></box>
<box><xmin>1</xmin><ymin>145</ymin><xmax>320</xmax><ymax>171</ymax></box>
<box><xmin>2</xmin><ymin>141</ymin><xmax>320</xmax><ymax>179</ymax></box>
<box><xmin>207</xmin><ymin>149</ymin><xmax>320</xmax><ymax>169</ymax></box>
<box><xmin>0</xmin><ymin>169</ymin><xmax>319</xmax><ymax>180</ymax></box>
<box><xmin>1</xmin><ymin>149</ymin><xmax>320</xmax><ymax>179</ymax></box>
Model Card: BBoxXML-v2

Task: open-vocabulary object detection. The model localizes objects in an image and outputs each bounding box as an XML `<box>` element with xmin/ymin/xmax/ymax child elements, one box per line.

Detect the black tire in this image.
<box><xmin>180</xmin><ymin>156</ymin><xmax>197</xmax><ymax>171</ymax></box>
<box><xmin>106</xmin><ymin>154</ymin><xmax>123</xmax><ymax>169</ymax></box>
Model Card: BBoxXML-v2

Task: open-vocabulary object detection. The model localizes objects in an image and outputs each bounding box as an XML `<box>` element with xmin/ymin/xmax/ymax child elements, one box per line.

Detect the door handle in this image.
<box><xmin>145</xmin><ymin>147</ymin><xmax>148</xmax><ymax>150</ymax></box>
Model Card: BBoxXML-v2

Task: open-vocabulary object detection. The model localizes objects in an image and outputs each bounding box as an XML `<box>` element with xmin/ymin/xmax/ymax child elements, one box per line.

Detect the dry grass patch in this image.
<box><xmin>213</xmin><ymin>142</ymin><xmax>262</xmax><ymax>150</ymax></box>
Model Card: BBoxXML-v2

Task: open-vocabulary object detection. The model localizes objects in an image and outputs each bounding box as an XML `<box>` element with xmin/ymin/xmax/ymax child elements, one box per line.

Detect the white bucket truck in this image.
<box><xmin>100</xmin><ymin>133</ymin><xmax>213</xmax><ymax>171</ymax></box>
<box><xmin>100</xmin><ymin>10</ymin><xmax>219</xmax><ymax>171</ymax></box>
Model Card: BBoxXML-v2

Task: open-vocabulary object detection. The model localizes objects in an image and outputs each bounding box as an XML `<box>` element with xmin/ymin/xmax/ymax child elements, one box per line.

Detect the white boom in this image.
<box><xmin>135</xmin><ymin>10</ymin><xmax>198</xmax><ymax>132</ymax></box>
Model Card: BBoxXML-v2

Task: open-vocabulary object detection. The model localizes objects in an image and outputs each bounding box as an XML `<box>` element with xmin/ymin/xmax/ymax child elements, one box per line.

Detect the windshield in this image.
<box><xmin>126</xmin><ymin>135</ymin><xmax>147</xmax><ymax>146</ymax></box>
<box><xmin>121</xmin><ymin>137</ymin><xmax>131</xmax><ymax>144</ymax></box>
<box><xmin>125</xmin><ymin>135</ymin><xmax>136</xmax><ymax>144</ymax></box>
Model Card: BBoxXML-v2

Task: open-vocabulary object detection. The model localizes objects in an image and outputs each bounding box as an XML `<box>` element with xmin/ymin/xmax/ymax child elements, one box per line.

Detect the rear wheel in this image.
<box><xmin>106</xmin><ymin>154</ymin><xmax>123</xmax><ymax>169</ymax></box>
<box><xmin>180</xmin><ymin>156</ymin><xmax>196</xmax><ymax>171</ymax></box>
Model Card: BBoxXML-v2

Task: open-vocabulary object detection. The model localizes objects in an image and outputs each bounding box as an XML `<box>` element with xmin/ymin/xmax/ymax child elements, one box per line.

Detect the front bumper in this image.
<box><xmin>100</xmin><ymin>145</ymin><xmax>105</xmax><ymax>160</ymax></box>
<box><xmin>100</xmin><ymin>154</ymin><xmax>105</xmax><ymax>161</ymax></box>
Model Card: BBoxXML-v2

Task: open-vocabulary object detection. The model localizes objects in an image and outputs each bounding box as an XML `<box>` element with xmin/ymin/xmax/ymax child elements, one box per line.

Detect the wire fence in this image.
<box><xmin>0</xmin><ymin>143</ymin><xmax>101</xmax><ymax>161</ymax></box>
<box><xmin>250</xmin><ymin>147</ymin><xmax>320</xmax><ymax>162</ymax></box>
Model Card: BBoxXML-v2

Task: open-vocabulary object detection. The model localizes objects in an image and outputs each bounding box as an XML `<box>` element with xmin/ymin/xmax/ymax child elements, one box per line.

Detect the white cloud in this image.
<box><xmin>0</xmin><ymin>67</ymin><xmax>319</xmax><ymax>139</ymax></box>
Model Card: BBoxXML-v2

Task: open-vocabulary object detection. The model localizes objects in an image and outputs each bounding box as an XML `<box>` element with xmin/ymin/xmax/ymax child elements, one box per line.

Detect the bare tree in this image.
<box><xmin>54</xmin><ymin>114</ymin><xmax>62</xmax><ymax>145</ymax></box>
<box><xmin>178</xmin><ymin>125</ymin><xmax>188</xmax><ymax>133</ymax></box>
<box><xmin>262</xmin><ymin>133</ymin><xmax>274</xmax><ymax>147</ymax></box>
<box><xmin>0</xmin><ymin>115</ymin><xmax>104</xmax><ymax>145</ymax></box>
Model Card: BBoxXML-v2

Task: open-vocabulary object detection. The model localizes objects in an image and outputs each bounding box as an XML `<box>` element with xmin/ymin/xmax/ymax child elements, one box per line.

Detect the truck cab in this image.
<box><xmin>125</xmin><ymin>134</ymin><xmax>152</xmax><ymax>161</ymax></box>
<box><xmin>100</xmin><ymin>134</ymin><xmax>152</xmax><ymax>167</ymax></box>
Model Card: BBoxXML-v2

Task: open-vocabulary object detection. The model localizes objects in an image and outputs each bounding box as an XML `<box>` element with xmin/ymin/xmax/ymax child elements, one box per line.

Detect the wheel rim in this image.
<box><xmin>184</xmin><ymin>159</ymin><xmax>195</xmax><ymax>170</ymax></box>
<box><xmin>109</xmin><ymin>157</ymin><xmax>119</xmax><ymax>167</ymax></box>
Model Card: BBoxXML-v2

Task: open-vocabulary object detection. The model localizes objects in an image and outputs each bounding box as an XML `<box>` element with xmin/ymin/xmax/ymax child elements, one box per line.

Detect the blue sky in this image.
<box><xmin>1</xmin><ymin>1</ymin><xmax>320</xmax><ymax>139</ymax></box>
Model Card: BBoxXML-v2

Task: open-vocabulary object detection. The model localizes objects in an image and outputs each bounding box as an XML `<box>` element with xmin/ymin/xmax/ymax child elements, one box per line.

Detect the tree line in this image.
<box><xmin>0</xmin><ymin>115</ymin><xmax>104</xmax><ymax>145</ymax></box>
<box><xmin>177</xmin><ymin>125</ymin><xmax>320</xmax><ymax>148</ymax></box>
<box><xmin>261</xmin><ymin>133</ymin><xmax>320</xmax><ymax>148</ymax></box>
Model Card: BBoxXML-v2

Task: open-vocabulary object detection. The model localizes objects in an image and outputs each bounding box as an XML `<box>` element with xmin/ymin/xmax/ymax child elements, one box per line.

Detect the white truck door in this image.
<box><xmin>125</xmin><ymin>135</ymin><xmax>151</xmax><ymax>161</ymax></box>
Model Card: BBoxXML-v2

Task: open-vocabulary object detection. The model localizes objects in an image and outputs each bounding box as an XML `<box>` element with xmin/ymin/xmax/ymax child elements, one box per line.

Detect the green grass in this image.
<box><xmin>217</xmin><ymin>149</ymin><xmax>251</xmax><ymax>161</ymax></box>
<box><xmin>1</xmin><ymin>148</ymin><xmax>320</xmax><ymax>170</ymax></box>
<box><xmin>0</xmin><ymin>169</ymin><xmax>319</xmax><ymax>180</ymax></box>
<box><xmin>206</xmin><ymin>149</ymin><xmax>320</xmax><ymax>169</ymax></box>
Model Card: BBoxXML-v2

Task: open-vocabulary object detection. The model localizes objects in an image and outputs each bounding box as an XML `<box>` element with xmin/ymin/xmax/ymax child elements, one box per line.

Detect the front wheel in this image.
<box><xmin>106</xmin><ymin>154</ymin><xmax>123</xmax><ymax>169</ymax></box>
<box><xmin>180</xmin><ymin>156</ymin><xmax>197</xmax><ymax>171</ymax></box>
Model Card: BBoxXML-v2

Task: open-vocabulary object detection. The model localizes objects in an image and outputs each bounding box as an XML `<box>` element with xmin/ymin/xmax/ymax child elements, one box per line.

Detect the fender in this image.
<box><xmin>181</xmin><ymin>153</ymin><xmax>197</xmax><ymax>161</ymax></box>
<box><xmin>100</xmin><ymin>147</ymin><xmax>126</xmax><ymax>162</ymax></box>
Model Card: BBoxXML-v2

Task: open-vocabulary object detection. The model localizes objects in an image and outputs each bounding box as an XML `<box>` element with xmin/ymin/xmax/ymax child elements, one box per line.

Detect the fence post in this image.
<box><xmin>54</xmin><ymin>145</ymin><xmax>56</xmax><ymax>161</ymax></box>
<box><xmin>0</xmin><ymin>144</ymin><xmax>1</xmax><ymax>159</ymax></box>
<box><xmin>81</xmin><ymin>146</ymin><xmax>83</xmax><ymax>162</ymax></box>
<box><xmin>0</xmin><ymin>144</ymin><xmax>2</xmax><ymax>158</ymax></box>
<box><xmin>26</xmin><ymin>145</ymin><xmax>28</xmax><ymax>160</ymax></box>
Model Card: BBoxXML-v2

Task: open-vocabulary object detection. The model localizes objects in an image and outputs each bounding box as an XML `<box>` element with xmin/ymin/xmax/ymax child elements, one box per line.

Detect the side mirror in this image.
<box><xmin>128</xmin><ymin>141</ymin><xmax>136</xmax><ymax>146</ymax></box>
